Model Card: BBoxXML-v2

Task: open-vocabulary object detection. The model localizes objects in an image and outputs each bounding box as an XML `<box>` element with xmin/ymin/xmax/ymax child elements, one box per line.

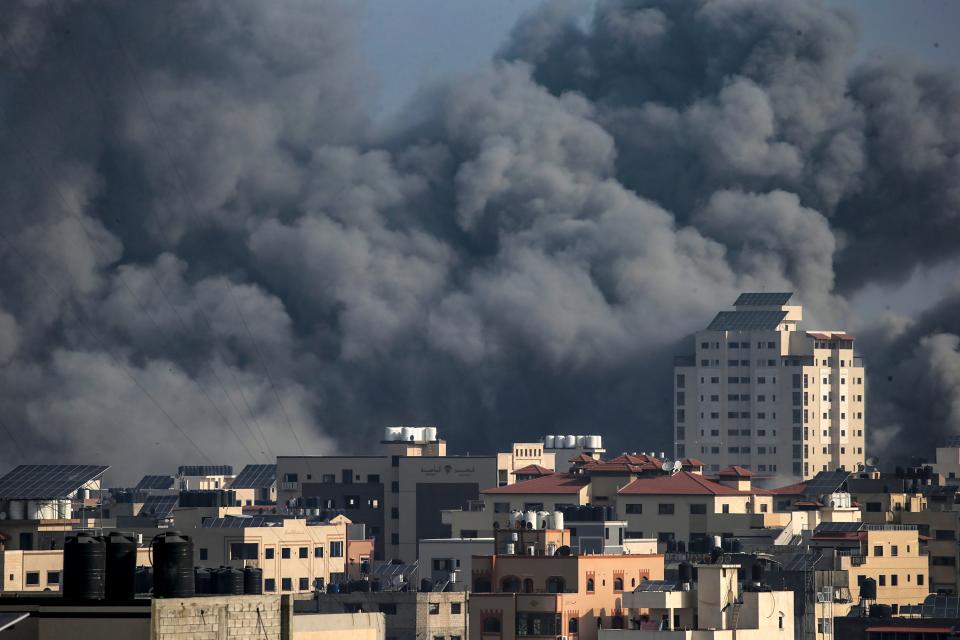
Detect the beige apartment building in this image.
<box><xmin>601</xmin><ymin>563</ymin><xmax>794</xmax><ymax>639</ymax></box>
<box><xmin>811</xmin><ymin>524</ymin><xmax>930</xmax><ymax>608</ymax></box>
<box><xmin>901</xmin><ymin>500</ymin><xmax>960</xmax><ymax>595</ymax></box>
<box><xmin>932</xmin><ymin>437</ymin><xmax>960</xmax><ymax>482</ymax></box>
<box><xmin>674</xmin><ymin>292</ymin><xmax>866</xmax><ymax>480</ymax></box>
<box><xmin>278</xmin><ymin>428</ymin><xmax>547</xmax><ymax>562</ymax></box>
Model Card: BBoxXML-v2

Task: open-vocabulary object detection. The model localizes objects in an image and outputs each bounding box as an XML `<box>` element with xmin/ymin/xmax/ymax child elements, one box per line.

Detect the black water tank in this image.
<box><xmin>861</xmin><ymin>577</ymin><xmax>878</xmax><ymax>600</ymax></box>
<box><xmin>678</xmin><ymin>562</ymin><xmax>693</xmax><ymax>584</ymax></box>
<box><xmin>152</xmin><ymin>531</ymin><xmax>195</xmax><ymax>598</ymax></box>
<box><xmin>194</xmin><ymin>567</ymin><xmax>212</xmax><ymax>594</ymax></box>
<box><xmin>243</xmin><ymin>567</ymin><xmax>263</xmax><ymax>595</ymax></box>
<box><xmin>870</xmin><ymin>603</ymin><xmax>892</xmax><ymax>618</ymax></box>
<box><xmin>420</xmin><ymin>578</ymin><xmax>433</xmax><ymax>592</ymax></box>
<box><xmin>710</xmin><ymin>547</ymin><xmax>723</xmax><ymax>564</ymax></box>
<box><xmin>751</xmin><ymin>561</ymin><xmax>764</xmax><ymax>584</ymax></box>
<box><xmin>216</xmin><ymin>567</ymin><xmax>244</xmax><ymax>595</ymax></box>
<box><xmin>105</xmin><ymin>532</ymin><xmax>137</xmax><ymax>601</ymax></box>
<box><xmin>135</xmin><ymin>566</ymin><xmax>153</xmax><ymax>594</ymax></box>
<box><xmin>63</xmin><ymin>532</ymin><xmax>106</xmax><ymax>600</ymax></box>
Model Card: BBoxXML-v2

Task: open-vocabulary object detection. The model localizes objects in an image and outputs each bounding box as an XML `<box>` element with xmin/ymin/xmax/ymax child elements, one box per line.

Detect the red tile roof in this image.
<box><xmin>679</xmin><ymin>458</ymin><xmax>706</xmax><ymax>467</ymax></box>
<box><xmin>618</xmin><ymin>471</ymin><xmax>757</xmax><ymax>496</ymax></box>
<box><xmin>569</xmin><ymin>454</ymin><xmax>598</xmax><ymax>464</ymax></box>
<box><xmin>482</xmin><ymin>473</ymin><xmax>590</xmax><ymax>495</ymax></box>
<box><xmin>717</xmin><ymin>466</ymin><xmax>753</xmax><ymax>478</ymax></box>
<box><xmin>584</xmin><ymin>453</ymin><xmax>664</xmax><ymax>474</ymax></box>
<box><xmin>514</xmin><ymin>464</ymin><xmax>554</xmax><ymax>476</ymax></box>
<box><xmin>769</xmin><ymin>481</ymin><xmax>807</xmax><ymax>495</ymax></box>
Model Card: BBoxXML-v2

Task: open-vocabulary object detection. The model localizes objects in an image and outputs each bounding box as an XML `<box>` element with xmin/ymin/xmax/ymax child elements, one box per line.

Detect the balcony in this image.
<box><xmin>280</xmin><ymin>481</ymin><xmax>299</xmax><ymax>490</ymax></box>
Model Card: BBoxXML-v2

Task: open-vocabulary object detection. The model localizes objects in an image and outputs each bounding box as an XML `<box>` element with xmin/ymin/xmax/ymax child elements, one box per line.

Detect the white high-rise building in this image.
<box><xmin>673</xmin><ymin>293</ymin><xmax>866</xmax><ymax>480</ymax></box>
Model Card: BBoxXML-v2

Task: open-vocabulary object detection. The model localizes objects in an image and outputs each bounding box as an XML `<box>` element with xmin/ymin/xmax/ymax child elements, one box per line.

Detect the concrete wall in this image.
<box><xmin>152</xmin><ymin>595</ymin><xmax>283</xmax><ymax>640</ymax></box>
<box><xmin>0</xmin><ymin>600</ymin><xmax>151</xmax><ymax>640</ymax></box>
<box><xmin>293</xmin><ymin>612</ymin><xmax>384</xmax><ymax>640</ymax></box>
<box><xmin>294</xmin><ymin>591</ymin><xmax>467</xmax><ymax>640</ymax></box>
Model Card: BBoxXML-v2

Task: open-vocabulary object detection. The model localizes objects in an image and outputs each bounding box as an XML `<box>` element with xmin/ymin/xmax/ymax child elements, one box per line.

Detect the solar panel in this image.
<box><xmin>138</xmin><ymin>494</ymin><xmax>178</xmax><ymax>518</ymax></box>
<box><xmin>202</xmin><ymin>515</ymin><xmax>284</xmax><ymax>528</ymax></box>
<box><xmin>135</xmin><ymin>475</ymin><xmax>175</xmax><ymax>490</ymax></box>
<box><xmin>0</xmin><ymin>464</ymin><xmax>109</xmax><ymax>499</ymax></box>
<box><xmin>231</xmin><ymin>464</ymin><xmax>276</xmax><ymax>489</ymax></box>
<box><xmin>734</xmin><ymin>292</ymin><xmax>793</xmax><ymax>307</ymax></box>
<box><xmin>178</xmin><ymin>465</ymin><xmax>233</xmax><ymax>476</ymax></box>
<box><xmin>0</xmin><ymin>613</ymin><xmax>29</xmax><ymax>633</ymax></box>
<box><xmin>706</xmin><ymin>310</ymin><xmax>788</xmax><ymax>331</ymax></box>
<box><xmin>634</xmin><ymin>580</ymin><xmax>677</xmax><ymax>592</ymax></box>
<box><xmin>803</xmin><ymin>470</ymin><xmax>851</xmax><ymax>496</ymax></box>
<box><xmin>814</xmin><ymin>522</ymin><xmax>863</xmax><ymax>534</ymax></box>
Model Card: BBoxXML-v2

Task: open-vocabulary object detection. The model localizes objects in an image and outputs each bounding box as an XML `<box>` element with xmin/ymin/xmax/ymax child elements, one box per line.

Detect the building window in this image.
<box><xmin>879</xmin><ymin>575</ymin><xmax>886</xmax><ymax>587</ymax></box>
<box><xmin>891</xmin><ymin>545</ymin><xmax>898</xmax><ymax>557</ymax></box>
<box><xmin>482</xmin><ymin>617</ymin><xmax>501</xmax><ymax>633</ymax></box>
<box><xmin>613</xmin><ymin>577</ymin><xmax>623</xmax><ymax>592</ymax></box>
<box><xmin>265</xmin><ymin>578</ymin><xmax>276</xmax><ymax>592</ymax></box>
<box><xmin>391</xmin><ymin>481</ymin><xmax>399</xmax><ymax>493</ymax></box>
<box><xmin>891</xmin><ymin>575</ymin><xmax>898</xmax><ymax>586</ymax></box>
<box><xmin>281</xmin><ymin>577</ymin><xmax>292</xmax><ymax>591</ymax></box>
<box><xmin>199</xmin><ymin>548</ymin><xmax>208</xmax><ymax>561</ymax></box>
<box><xmin>625</xmin><ymin>504</ymin><xmax>642</xmax><ymax>514</ymax></box>
<box><xmin>299</xmin><ymin>577</ymin><xmax>309</xmax><ymax>590</ymax></box>
<box><xmin>47</xmin><ymin>571</ymin><xmax>60</xmax><ymax>584</ymax></box>
<box><xmin>25</xmin><ymin>572</ymin><xmax>40</xmax><ymax>586</ymax></box>
<box><xmin>569</xmin><ymin>618</ymin><xmax>579</xmax><ymax>634</ymax></box>
<box><xmin>689</xmin><ymin>504</ymin><xmax>706</xmax><ymax>515</ymax></box>
<box><xmin>429</xmin><ymin>603</ymin><xmax>440</xmax><ymax>615</ymax></box>
<box><xmin>658</xmin><ymin>504</ymin><xmax>675</xmax><ymax>515</ymax></box>
<box><xmin>314</xmin><ymin>545</ymin><xmax>324</xmax><ymax>558</ymax></box>
<box><xmin>282</xmin><ymin>547</ymin><xmax>291</xmax><ymax>559</ymax></box>
<box><xmin>230</xmin><ymin>542</ymin><xmax>259</xmax><ymax>560</ymax></box>
<box><xmin>451</xmin><ymin>602</ymin><xmax>461</xmax><ymax>614</ymax></box>
<box><xmin>265</xmin><ymin>548</ymin><xmax>275</xmax><ymax>560</ymax></box>
<box><xmin>299</xmin><ymin>547</ymin><xmax>308</xmax><ymax>559</ymax></box>
<box><xmin>722</xmin><ymin>504</ymin><xmax>730</xmax><ymax>514</ymax></box>
<box><xmin>330</xmin><ymin>541</ymin><xmax>344</xmax><ymax>557</ymax></box>
<box><xmin>586</xmin><ymin>578</ymin><xmax>595</xmax><ymax>592</ymax></box>
<box><xmin>873</xmin><ymin>545</ymin><xmax>883</xmax><ymax>557</ymax></box>
<box><xmin>390</xmin><ymin>533</ymin><xmax>399</xmax><ymax>546</ymax></box>
<box><xmin>918</xmin><ymin>574</ymin><xmax>925</xmax><ymax>585</ymax></box>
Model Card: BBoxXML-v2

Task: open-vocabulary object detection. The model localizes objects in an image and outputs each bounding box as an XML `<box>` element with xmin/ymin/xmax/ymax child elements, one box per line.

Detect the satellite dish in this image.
<box><xmin>671</xmin><ymin>461</ymin><xmax>683</xmax><ymax>474</ymax></box>
<box><xmin>866</xmin><ymin>457</ymin><xmax>878</xmax><ymax>467</ymax></box>
<box><xmin>660</xmin><ymin>459</ymin><xmax>673</xmax><ymax>472</ymax></box>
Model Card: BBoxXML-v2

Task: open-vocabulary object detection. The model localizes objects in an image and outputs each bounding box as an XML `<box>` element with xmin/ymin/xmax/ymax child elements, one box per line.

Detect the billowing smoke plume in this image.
<box><xmin>0</xmin><ymin>0</ymin><xmax>957</xmax><ymax>481</ymax></box>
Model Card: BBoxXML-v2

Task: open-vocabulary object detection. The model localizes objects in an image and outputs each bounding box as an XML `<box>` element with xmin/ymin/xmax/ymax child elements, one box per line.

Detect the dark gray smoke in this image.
<box><xmin>0</xmin><ymin>0</ymin><xmax>957</xmax><ymax>481</ymax></box>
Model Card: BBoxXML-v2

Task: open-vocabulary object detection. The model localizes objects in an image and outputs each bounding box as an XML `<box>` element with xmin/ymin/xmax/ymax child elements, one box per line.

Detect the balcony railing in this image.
<box><xmin>280</xmin><ymin>481</ymin><xmax>299</xmax><ymax>490</ymax></box>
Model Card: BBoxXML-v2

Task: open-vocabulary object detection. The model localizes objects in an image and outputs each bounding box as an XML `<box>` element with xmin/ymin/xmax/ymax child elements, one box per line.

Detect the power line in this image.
<box><xmin>5</xmin><ymin>41</ymin><xmax>268</xmax><ymax>465</ymax></box>
<box><xmin>98</xmin><ymin>11</ymin><xmax>314</xmax><ymax>463</ymax></box>
<box><xmin>0</xmin><ymin>230</ymin><xmax>215</xmax><ymax>464</ymax></box>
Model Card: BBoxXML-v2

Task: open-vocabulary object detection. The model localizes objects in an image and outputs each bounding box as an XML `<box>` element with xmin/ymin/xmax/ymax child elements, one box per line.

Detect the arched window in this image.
<box><xmin>547</xmin><ymin>576</ymin><xmax>566</xmax><ymax>593</ymax></box>
<box><xmin>501</xmin><ymin>576</ymin><xmax>521</xmax><ymax>593</ymax></box>
<box><xmin>523</xmin><ymin>578</ymin><xmax>534</xmax><ymax>593</ymax></box>
<box><xmin>613</xmin><ymin>577</ymin><xmax>624</xmax><ymax>592</ymax></box>
<box><xmin>631</xmin><ymin>578</ymin><xmax>636</xmax><ymax>587</ymax></box>
<box><xmin>483</xmin><ymin>617</ymin><xmax>501</xmax><ymax>633</ymax></box>
<box><xmin>473</xmin><ymin>577</ymin><xmax>492</xmax><ymax>593</ymax></box>
<box><xmin>586</xmin><ymin>578</ymin><xmax>595</xmax><ymax>592</ymax></box>
<box><xmin>568</xmin><ymin>618</ymin><xmax>579</xmax><ymax>634</ymax></box>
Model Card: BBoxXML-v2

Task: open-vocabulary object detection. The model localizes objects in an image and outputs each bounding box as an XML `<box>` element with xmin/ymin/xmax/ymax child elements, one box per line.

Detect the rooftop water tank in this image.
<box><xmin>543</xmin><ymin>435</ymin><xmax>556</xmax><ymax>449</ymax></box>
<box><xmin>587</xmin><ymin>435</ymin><xmax>602</xmax><ymax>449</ymax></box>
<box><xmin>401</xmin><ymin>427</ymin><xmax>414</xmax><ymax>442</ymax></box>
<box><xmin>563</xmin><ymin>435</ymin><xmax>576</xmax><ymax>448</ymax></box>
<box><xmin>552</xmin><ymin>511</ymin><xmax>564</xmax><ymax>532</ymax></box>
<box><xmin>576</xmin><ymin>436</ymin><xmax>586</xmax><ymax>446</ymax></box>
<box><xmin>215</xmin><ymin>567</ymin><xmax>244</xmax><ymax>595</ymax></box>
<box><xmin>63</xmin><ymin>532</ymin><xmax>106</xmax><ymax>601</ymax></box>
<box><xmin>424</xmin><ymin>427</ymin><xmax>438</xmax><ymax>442</ymax></box>
<box><xmin>105</xmin><ymin>532</ymin><xmax>137</xmax><ymax>601</ymax></box>
<box><xmin>244</xmin><ymin>567</ymin><xmax>263</xmax><ymax>595</ymax></box>
<box><xmin>194</xmin><ymin>567</ymin><xmax>212</xmax><ymax>595</ymax></box>
<box><xmin>151</xmin><ymin>532</ymin><xmax>195</xmax><ymax>598</ymax></box>
<box><xmin>526</xmin><ymin>510</ymin><xmax>538</xmax><ymax>530</ymax></box>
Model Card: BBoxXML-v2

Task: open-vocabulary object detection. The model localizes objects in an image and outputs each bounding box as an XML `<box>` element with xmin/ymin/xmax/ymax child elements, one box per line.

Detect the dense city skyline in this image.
<box><xmin>1</xmin><ymin>0</ymin><xmax>959</xmax><ymax>484</ymax></box>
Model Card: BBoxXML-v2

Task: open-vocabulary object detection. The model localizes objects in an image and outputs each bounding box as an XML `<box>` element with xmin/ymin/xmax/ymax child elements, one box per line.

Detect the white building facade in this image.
<box><xmin>674</xmin><ymin>293</ymin><xmax>866</xmax><ymax>480</ymax></box>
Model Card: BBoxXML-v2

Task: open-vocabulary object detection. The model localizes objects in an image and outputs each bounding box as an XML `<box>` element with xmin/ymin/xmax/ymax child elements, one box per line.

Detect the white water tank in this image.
<box><xmin>511</xmin><ymin>511</ymin><xmax>524</xmax><ymax>528</ymax></box>
<box><xmin>544</xmin><ymin>435</ymin><xmax>555</xmax><ymax>449</ymax></box>
<box><xmin>401</xmin><ymin>427</ymin><xmax>414</xmax><ymax>441</ymax></box>
<box><xmin>383</xmin><ymin>426</ymin><xmax>394</xmax><ymax>441</ymax></box>
<box><xmin>587</xmin><ymin>435</ymin><xmax>602</xmax><ymax>449</ymax></box>
<box><xmin>57</xmin><ymin>499</ymin><xmax>71</xmax><ymax>519</ymax></box>
<box><xmin>424</xmin><ymin>426</ymin><xmax>438</xmax><ymax>442</ymax></box>
<box><xmin>41</xmin><ymin>501</ymin><xmax>57</xmax><ymax>519</ymax></box>
<box><xmin>27</xmin><ymin>500</ymin><xmax>41</xmax><ymax>520</ymax></box>
<box><xmin>538</xmin><ymin>511</ymin><xmax>550</xmax><ymax>529</ymax></box>
<box><xmin>8</xmin><ymin>500</ymin><xmax>25</xmax><ymax>520</ymax></box>
<box><xmin>564</xmin><ymin>435</ymin><xmax>576</xmax><ymax>448</ymax></box>
<box><xmin>526</xmin><ymin>545</ymin><xmax>536</xmax><ymax>556</ymax></box>
<box><xmin>554</xmin><ymin>435</ymin><xmax>565</xmax><ymax>449</ymax></box>
<box><xmin>547</xmin><ymin>543</ymin><xmax>557</xmax><ymax>556</ymax></box>
<box><xmin>576</xmin><ymin>435</ymin><xmax>585</xmax><ymax>446</ymax></box>
<box><xmin>390</xmin><ymin>427</ymin><xmax>404</xmax><ymax>441</ymax></box>
<box><xmin>526</xmin><ymin>510</ymin><xmax>538</xmax><ymax>529</ymax></box>
<box><xmin>553</xmin><ymin>511</ymin><xmax>564</xmax><ymax>531</ymax></box>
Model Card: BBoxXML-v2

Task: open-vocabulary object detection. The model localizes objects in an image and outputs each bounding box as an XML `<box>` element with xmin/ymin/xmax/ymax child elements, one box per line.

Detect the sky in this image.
<box><xmin>1</xmin><ymin>0</ymin><xmax>959</xmax><ymax>483</ymax></box>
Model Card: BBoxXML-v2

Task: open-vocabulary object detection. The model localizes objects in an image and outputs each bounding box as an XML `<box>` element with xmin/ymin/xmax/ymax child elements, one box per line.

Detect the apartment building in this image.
<box><xmin>600</xmin><ymin>563</ymin><xmax>794</xmax><ymax>639</ymax></box>
<box><xmin>810</xmin><ymin>523</ymin><xmax>930</xmax><ymax>608</ymax></box>
<box><xmin>900</xmin><ymin>492</ymin><xmax>960</xmax><ymax>595</ymax></box>
<box><xmin>417</xmin><ymin>537</ymin><xmax>493</xmax><ymax>591</ymax></box>
<box><xmin>469</xmin><ymin>527</ymin><xmax>664</xmax><ymax>640</ymax></box>
<box><xmin>497</xmin><ymin>443</ymin><xmax>556</xmax><ymax>486</ymax></box>
<box><xmin>278</xmin><ymin>428</ymin><xmax>517</xmax><ymax>562</ymax></box>
<box><xmin>295</xmin><ymin>591</ymin><xmax>467</xmax><ymax>640</ymax></box>
<box><xmin>674</xmin><ymin>292</ymin><xmax>866</xmax><ymax>479</ymax></box>
<box><xmin>932</xmin><ymin>437</ymin><xmax>960</xmax><ymax>482</ymax></box>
